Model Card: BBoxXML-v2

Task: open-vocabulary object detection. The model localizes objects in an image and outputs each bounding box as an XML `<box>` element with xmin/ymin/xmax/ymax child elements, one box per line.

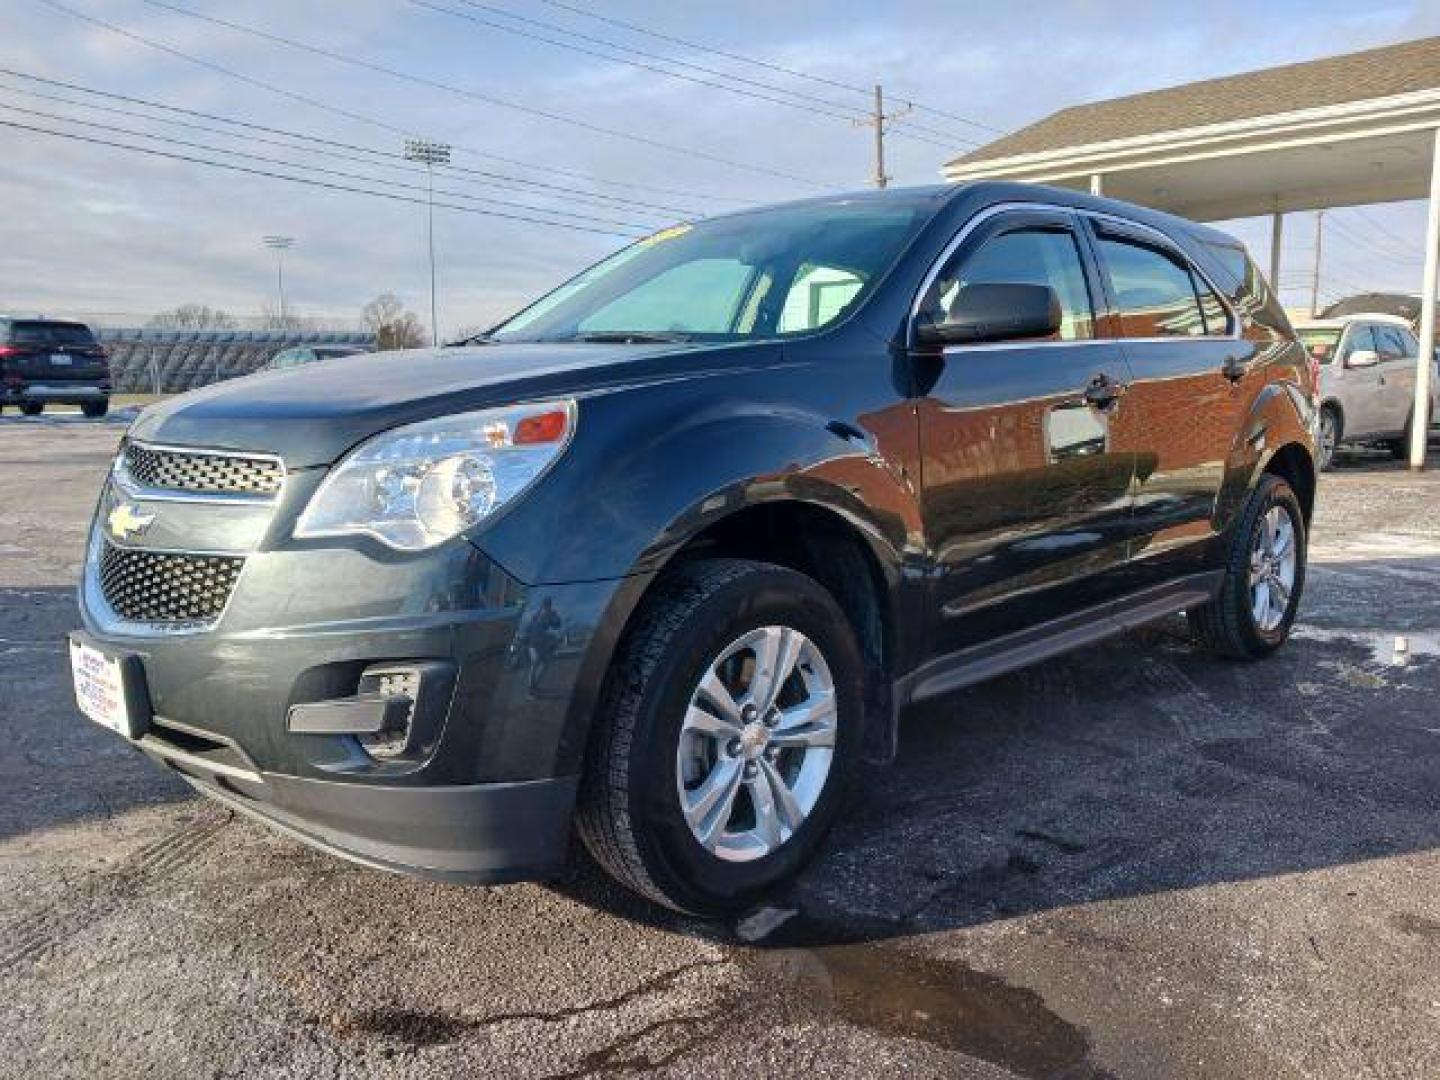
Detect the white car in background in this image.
<box><xmin>1294</xmin><ymin>313</ymin><xmax>1438</xmax><ymax>470</ymax></box>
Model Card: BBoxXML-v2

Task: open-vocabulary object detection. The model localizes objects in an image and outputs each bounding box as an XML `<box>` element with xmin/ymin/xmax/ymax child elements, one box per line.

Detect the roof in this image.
<box><xmin>950</xmin><ymin>36</ymin><xmax>1440</xmax><ymax>168</ymax></box>
<box><xmin>1292</xmin><ymin>312</ymin><xmax>1414</xmax><ymax>330</ymax></box>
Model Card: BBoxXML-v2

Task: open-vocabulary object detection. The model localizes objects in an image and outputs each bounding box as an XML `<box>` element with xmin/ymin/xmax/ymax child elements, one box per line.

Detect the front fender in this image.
<box><xmin>475</xmin><ymin>375</ymin><xmax>918</xmax><ymax>586</ymax></box>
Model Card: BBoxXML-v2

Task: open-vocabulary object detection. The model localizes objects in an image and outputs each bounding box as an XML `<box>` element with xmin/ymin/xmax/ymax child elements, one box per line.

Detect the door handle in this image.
<box><xmin>1221</xmin><ymin>354</ymin><xmax>1247</xmax><ymax>382</ymax></box>
<box><xmin>1083</xmin><ymin>373</ymin><xmax>1124</xmax><ymax>409</ymax></box>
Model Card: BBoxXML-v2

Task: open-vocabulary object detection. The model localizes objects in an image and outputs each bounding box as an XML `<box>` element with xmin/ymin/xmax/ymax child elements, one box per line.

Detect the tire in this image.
<box><xmin>1187</xmin><ymin>473</ymin><xmax>1306</xmax><ymax>660</ymax></box>
<box><xmin>81</xmin><ymin>398</ymin><xmax>109</xmax><ymax>419</ymax></box>
<box><xmin>1317</xmin><ymin>405</ymin><xmax>1340</xmax><ymax>471</ymax></box>
<box><xmin>1388</xmin><ymin>405</ymin><xmax>1429</xmax><ymax>460</ymax></box>
<box><xmin>18</xmin><ymin>401</ymin><xmax>42</xmax><ymax>417</ymax></box>
<box><xmin>576</xmin><ymin>558</ymin><xmax>865</xmax><ymax>914</ymax></box>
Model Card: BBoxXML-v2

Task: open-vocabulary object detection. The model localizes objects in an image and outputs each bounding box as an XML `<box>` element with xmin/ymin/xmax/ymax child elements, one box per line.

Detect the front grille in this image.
<box><xmin>123</xmin><ymin>441</ymin><xmax>284</xmax><ymax>496</ymax></box>
<box><xmin>98</xmin><ymin>542</ymin><xmax>244</xmax><ymax>623</ymax></box>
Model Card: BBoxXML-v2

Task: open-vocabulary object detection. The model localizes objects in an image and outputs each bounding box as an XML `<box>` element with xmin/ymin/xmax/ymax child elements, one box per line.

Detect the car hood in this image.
<box><xmin>128</xmin><ymin>341</ymin><xmax>772</xmax><ymax>467</ymax></box>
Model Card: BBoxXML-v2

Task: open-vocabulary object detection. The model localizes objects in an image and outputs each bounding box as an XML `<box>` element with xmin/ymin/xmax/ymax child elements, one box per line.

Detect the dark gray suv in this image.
<box><xmin>69</xmin><ymin>182</ymin><xmax>1317</xmax><ymax>913</ymax></box>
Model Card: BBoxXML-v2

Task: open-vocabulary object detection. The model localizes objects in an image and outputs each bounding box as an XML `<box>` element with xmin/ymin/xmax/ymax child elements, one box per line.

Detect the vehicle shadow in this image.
<box><xmin>0</xmin><ymin>586</ymin><xmax>192</xmax><ymax>842</ymax></box>
<box><xmin>550</xmin><ymin>554</ymin><xmax>1440</xmax><ymax>948</ymax></box>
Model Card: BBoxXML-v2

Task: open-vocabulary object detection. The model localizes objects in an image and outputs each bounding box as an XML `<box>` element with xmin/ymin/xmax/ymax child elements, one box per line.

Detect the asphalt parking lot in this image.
<box><xmin>2</xmin><ymin>416</ymin><xmax>1438</xmax><ymax>1079</ymax></box>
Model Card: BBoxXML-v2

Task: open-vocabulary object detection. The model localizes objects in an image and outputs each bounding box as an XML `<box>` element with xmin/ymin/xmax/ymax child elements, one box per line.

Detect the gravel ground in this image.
<box><xmin>2</xmin><ymin>416</ymin><xmax>1438</xmax><ymax>1079</ymax></box>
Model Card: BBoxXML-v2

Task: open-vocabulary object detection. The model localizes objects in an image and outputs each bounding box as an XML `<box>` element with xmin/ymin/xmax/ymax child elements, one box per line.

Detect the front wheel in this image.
<box><xmin>18</xmin><ymin>401</ymin><xmax>42</xmax><ymax>417</ymax></box>
<box><xmin>81</xmin><ymin>398</ymin><xmax>109</xmax><ymax>419</ymax></box>
<box><xmin>576</xmin><ymin>558</ymin><xmax>864</xmax><ymax>914</ymax></box>
<box><xmin>1188</xmin><ymin>474</ymin><xmax>1306</xmax><ymax>659</ymax></box>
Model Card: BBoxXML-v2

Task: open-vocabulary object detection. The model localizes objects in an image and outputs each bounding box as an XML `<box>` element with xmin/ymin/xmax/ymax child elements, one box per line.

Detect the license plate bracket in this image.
<box><xmin>69</xmin><ymin>632</ymin><xmax>152</xmax><ymax>740</ymax></box>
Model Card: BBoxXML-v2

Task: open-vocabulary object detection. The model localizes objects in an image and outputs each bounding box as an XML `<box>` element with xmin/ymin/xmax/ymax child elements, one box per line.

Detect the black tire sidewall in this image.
<box><xmin>1232</xmin><ymin>477</ymin><xmax>1306</xmax><ymax>653</ymax></box>
<box><xmin>626</xmin><ymin>568</ymin><xmax>864</xmax><ymax>912</ymax></box>
<box><xmin>1318</xmin><ymin>407</ymin><xmax>1339</xmax><ymax>471</ymax></box>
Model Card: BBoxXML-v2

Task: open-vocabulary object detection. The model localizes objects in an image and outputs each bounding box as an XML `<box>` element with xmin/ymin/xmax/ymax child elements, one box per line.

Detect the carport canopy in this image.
<box><xmin>944</xmin><ymin>36</ymin><xmax>1440</xmax><ymax>469</ymax></box>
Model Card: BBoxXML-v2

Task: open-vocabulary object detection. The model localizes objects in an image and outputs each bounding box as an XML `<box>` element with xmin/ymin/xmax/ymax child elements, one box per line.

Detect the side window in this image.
<box><xmin>1195</xmin><ymin>277</ymin><xmax>1231</xmax><ymax>336</ymax></box>
<box><xmin>778</xmin><ymin>263</ymin><xmax>865</xmax><ymax>333</ymax></box>
<box><xmin>1095</xmin><ymin>235</ymin><xmax>1206</xmax><ymax>338</ymax></box>
<box><xmin>926</xmin><ymin>225</ymin><xmax>1095</xmax><ymax>340</ymax></box>
<box><xmin>1338</xmin><ymin>325</ymin><xmax>1377</xmax><ymax>365</ymax></box>
<box><xmin>1375</xmin><ymin>325</ymin><xmax>1413</xmax><ymax>361</ymax></box>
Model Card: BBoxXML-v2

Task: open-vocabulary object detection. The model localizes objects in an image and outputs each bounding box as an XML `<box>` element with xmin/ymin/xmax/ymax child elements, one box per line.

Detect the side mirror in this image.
<box><xmin>1345</xmin><ymin>348</ymin><xmax>1379</xmax><ymax>369</ymax></box>
<box><xmin>915</xmin><ymin>283</ymin><xmax>1062</xmax><ymax>347</ymax></box>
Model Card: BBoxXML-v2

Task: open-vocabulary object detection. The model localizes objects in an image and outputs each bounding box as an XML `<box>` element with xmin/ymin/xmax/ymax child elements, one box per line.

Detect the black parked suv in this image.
<box><xmin>1</xmin><ymin>318</ymin><xmax>111</xmax><ymax>417</ymax></box>
<box><xmin>69</xmin><ymin>183</ymin><xmax>1317</xmax><ymax>913</ymax></box>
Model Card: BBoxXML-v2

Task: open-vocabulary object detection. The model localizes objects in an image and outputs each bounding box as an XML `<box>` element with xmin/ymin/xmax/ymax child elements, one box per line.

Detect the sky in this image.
<box><xmin>2</xmin><ymin>0</ymin><xmax>1438</xmax><ymax>337</ymax></box>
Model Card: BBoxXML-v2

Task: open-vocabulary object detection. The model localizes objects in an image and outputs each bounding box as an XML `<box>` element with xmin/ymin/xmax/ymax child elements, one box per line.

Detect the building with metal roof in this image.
<box><xmin>943</xmin><ymin>36</ymin><xmax>1440</xmax><ymax>468</ymax></box>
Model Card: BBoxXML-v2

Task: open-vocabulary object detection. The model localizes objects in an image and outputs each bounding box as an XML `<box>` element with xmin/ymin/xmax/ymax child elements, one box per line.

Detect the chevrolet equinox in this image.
<box><xmin>70</xmin><ymin>183</ymin><xmax>1318</xmax><ymax>913</ymax></box>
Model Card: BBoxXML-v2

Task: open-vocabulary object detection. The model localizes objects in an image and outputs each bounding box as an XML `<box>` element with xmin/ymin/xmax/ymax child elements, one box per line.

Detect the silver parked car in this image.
<box><xmin>1295</xmin><ymin>313</ymin><xmax>1438</xmax><ymax>470</ymax></box>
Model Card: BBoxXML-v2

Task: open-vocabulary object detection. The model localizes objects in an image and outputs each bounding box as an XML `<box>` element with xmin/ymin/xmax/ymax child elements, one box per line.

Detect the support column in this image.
<box><xmin>1412</xmin><ymin>126</ymin><xmax>1440</xmax><ymax>471</ymax></box>
<box><xmin>1089</xmin><ymin>174</ymin><xmax>1103</xmax><ymax>197</ymax></box>
<box><xmin>1269</xmin><ymin>210</ymin><xmax>1284</xmax><ymax>294</ymax></box>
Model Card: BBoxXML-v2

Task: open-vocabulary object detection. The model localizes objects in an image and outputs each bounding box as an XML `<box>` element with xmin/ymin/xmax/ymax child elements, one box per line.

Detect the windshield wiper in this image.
<box><xmin>445</xmin><ymin>332</ymin><xmax>495</xmax><ymax>347</ymax></box>
<box><xmin>570</xmin><ymin>330</ymin><xmax>693</xmax><ymax>344</ymax></box>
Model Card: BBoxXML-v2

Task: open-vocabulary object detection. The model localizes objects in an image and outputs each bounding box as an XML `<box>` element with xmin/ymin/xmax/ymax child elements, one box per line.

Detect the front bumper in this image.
<box><xmin>174</xmin><ymin>765</ymin><xmax>578</xmax><ymax>884</ymax></box>
<box><xmin>77</xmin><ymin>473</ymin><xmax>634</xmax><ymax>881</ymax></box>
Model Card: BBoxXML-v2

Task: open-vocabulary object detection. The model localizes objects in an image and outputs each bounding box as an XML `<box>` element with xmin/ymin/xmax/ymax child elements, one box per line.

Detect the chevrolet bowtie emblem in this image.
<box><xmin>107</xmin><ymin>503</ymin><xmax>156</xmax><ymax>542</ymax></box>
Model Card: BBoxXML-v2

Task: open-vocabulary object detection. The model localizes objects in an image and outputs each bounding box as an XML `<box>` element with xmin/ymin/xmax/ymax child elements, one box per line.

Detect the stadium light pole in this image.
<box><xmin>262</xmin><ymin>235</ymin><xmax>294</xmax><ymax>328</ymax></box>
<box><xmin>403</xmin><ymin>138</ymin><xmax>451</xmax><ymax>345</ymax></box>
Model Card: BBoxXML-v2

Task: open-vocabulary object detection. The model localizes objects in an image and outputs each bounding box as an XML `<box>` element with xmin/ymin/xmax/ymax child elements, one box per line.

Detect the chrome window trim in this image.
<box><xmin>907</xmin><ymin>200</ymin><xmax>1242</xmax><ymax>351</ymax></box>
<box><xmin>116</xmin><ymin>439</ymin><xmax>287</xmax><ymax>504</ymax></box>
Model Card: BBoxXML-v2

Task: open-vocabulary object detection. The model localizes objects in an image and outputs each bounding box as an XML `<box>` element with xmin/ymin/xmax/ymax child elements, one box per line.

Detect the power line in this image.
<box><xmin>531</xmin><ymin>0</ymin><xmax>1005</xmax><ymax>136</ymax></box>
<box><xmin>133</xmin><ymin>0</ymin><xmax>828</xmax><ymax>187</ymax></box>
<box><xmin>417</xmin><ymin>0</ymin><xmax>981</xmax><ymax>147</ymax></box>
<box><xmin>1344</xmin><ymin>206</ymin><xmax>1423</xmax><ymax>255</ymax></box>
<box><xmin>0</xmin><ymin>117</ymin><xmax>641</xmax><ymax>237</ymax></box>
<box><xmin>31</xmin><ymin>0</ymin><xmax>747</xmax><ymax>206</ymax></box>
<box><xmin>0</xmin><ymin>69</ymin><xmax>700</xmax><ymax>218</ymax></box>
<box><xmin>0</xmin><ymin>99</ymin><xmax>658</xmax><ymax>232</ymax></box>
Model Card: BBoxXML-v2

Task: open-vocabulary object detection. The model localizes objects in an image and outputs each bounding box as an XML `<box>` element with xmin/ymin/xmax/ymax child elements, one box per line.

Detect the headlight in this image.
<box><xmin>294</xmin><ymin>400</ymin><xmax>575</xmax><ymax>551</ymax></box>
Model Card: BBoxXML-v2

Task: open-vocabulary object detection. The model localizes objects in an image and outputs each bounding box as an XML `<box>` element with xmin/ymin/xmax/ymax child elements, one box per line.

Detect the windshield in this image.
<box><xmin>490</xmin><ymin>201</ymin><xmax>932</xmax><ymax>344</ymax></box>
<box><xmin>1296</xmin><ymin>327</ymin><xmax>1341</xmax><ymax>365</ymax></box>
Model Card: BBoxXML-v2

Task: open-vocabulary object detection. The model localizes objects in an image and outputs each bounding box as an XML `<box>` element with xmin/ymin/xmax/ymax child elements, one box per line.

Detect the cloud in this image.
<box><xmin>2</xmin><ymin>0</ymin><xmax>1437</xmax><ymax>331</ymax></box>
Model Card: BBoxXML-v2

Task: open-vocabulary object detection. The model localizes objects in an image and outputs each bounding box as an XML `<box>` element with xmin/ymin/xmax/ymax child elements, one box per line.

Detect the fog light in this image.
<box><xmin>356</xmin><ymin>664</ymin><xmax>422</xmax><ymax>759</ymax></box>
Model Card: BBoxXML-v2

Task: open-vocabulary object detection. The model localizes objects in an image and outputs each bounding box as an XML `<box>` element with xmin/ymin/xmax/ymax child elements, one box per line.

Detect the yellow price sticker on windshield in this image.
<box><xmin>642</xmin><ymin>223</ymin><xmax>691</xmax><ymax>246</ymax></box>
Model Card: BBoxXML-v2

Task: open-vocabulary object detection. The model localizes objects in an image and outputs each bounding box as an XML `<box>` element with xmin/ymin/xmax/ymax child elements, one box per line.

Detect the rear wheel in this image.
<box><xmin>1387</xmin><ymin>405</ymin><xmax>1428</xmax><ymax>460</ymax></box>
<box><xmin>1188</xmin><ymin>474</ymin><xmax>1306</xmax><ymax>659</ymax></box>
<box><xmin>576</xmin><ymin>558</ymin><xmax>864</xmax><ymax>913</ymax></box>
<box><xmin>18</xmin><ymin>401</ymin><xmax>42</xmax><ymax>417</ymax></box>
<box><xmin>81</xmin><ymin>398</ymin><xmax>109</xmax><ymax>419</ymax></box>
<box><xmin>1317</xmin><ymin>406</ymin><xmax>1340</xmax><ymax>471</ymax></box>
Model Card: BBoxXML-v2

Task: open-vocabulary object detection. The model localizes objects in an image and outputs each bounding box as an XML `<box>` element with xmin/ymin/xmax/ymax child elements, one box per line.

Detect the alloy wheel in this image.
<box><xmin>1249</xmin><ymin>505</ymin><xmax>1298</xmax><ymax>633</ymax></box>
<box><xmin>675</xmin><ymin>625</ymin><xmax>837</xmax><ymax>862</ymax></box>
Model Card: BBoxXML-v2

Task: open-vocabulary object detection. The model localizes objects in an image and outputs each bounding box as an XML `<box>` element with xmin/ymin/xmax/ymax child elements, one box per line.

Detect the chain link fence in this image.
<box><xmin>96</xmin><ymin>329</ymin><xmax>376</xmax><ymax>393</ymax></box>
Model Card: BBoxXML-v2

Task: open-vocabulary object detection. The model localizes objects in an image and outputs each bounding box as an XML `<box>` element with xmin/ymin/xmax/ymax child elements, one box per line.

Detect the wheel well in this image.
<box><xmin>666</xmin><ymin>502</ymin><xmax>890</xmax><ymax>675</ymax></box>
<box><xmin>1264</xmin><ymin>442</ymin><xmax>1316</xmax><ymax>525</ymax></box>
<box><xmin>1321</xmin><ymin>398</ymin><xmax>1343</xmax><ymax>432</ymax></box>
<box><xmin>637</xmin><ymin>501</ymin><xmax>895</xmax><ymax>759</ymax></box>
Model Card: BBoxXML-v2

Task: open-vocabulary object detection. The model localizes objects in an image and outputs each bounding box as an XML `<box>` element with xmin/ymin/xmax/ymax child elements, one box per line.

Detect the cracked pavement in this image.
<box><xmin>2</xmin><ymin>417</ymin><xmax>1438</xmax><ymax>1078</ymax></box>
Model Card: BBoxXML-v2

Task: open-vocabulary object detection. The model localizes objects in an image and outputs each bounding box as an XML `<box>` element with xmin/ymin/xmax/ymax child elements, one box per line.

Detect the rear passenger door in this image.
<box><xmin>1374</xmin><ymin>324</ymin><xmax>1418</xmax><ymax>434</ymax></box>
<box><xmin>915</xmin><ymin>208</ymin><xmax>1138</xmax><ymax>655</ymax></box>
<box><xmin>1084</xmin><ymin>216</ymin><xmax>1250</xmax><ymax>588</ymax></box>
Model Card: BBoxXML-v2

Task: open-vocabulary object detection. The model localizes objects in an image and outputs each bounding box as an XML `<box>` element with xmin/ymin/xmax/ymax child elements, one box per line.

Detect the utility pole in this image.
<box><xmin>1309</xmin><ymin>210</ymin><xmax>1324</xmax><ymax>317</ymax></box>
<box><xmin>856</xmin><ymin>84</ymin><xmax>910</xmax><ymax>190</ymax></box>
<box><xmin>262</xmin><ymin>235</ymin><xmax>294</xmax><ymax>328</ymax></box>
<box><xmin>404</xmin><ymin>138</ymin><xmax>451</xmax><ymax>346</ymax></box>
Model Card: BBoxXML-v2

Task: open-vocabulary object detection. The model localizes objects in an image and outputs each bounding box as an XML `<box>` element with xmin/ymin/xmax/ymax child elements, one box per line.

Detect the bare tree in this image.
<box><xmin>148</xmin><ymin>303</ymin><xmax>239</xmax><ymax>330</ymax></box>
<box><xmin>258</xmin><ymin>301</ymin><xmax>312</xmax><ymax>331</ymax></box>
<box><xmin>361</xmin><ymin>293</ymin><xmax>429</xmax><ymax>350</ymax></box>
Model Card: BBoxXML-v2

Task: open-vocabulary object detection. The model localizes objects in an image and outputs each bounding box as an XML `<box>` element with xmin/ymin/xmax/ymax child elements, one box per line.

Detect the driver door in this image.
<box><xmin>915</xmin><ymin>208</ymin><xmax>1138</xmax><ymax>656</ymax></box>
